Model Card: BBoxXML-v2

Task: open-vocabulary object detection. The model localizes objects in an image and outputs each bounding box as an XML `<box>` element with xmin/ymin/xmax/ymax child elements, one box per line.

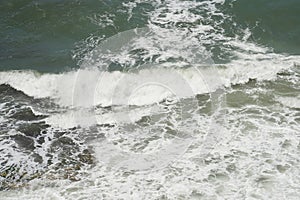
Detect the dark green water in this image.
<box><xmin>229</xmin><ymin>0</ymin><xmax>300</xmax><ymax>54</ymax></box>
<box><xmin>0</xmin><ymin>0</ymin><xmax>299</xmax><ymax>72</ymax></box>
<box><xmin>0</xmin><ymin>0</ymin><xmax>149</xmax><ymax>72</ymax></box>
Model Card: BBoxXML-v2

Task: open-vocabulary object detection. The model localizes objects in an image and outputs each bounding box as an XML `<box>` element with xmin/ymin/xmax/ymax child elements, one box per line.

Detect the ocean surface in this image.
<box><xmin>0</xmin><ymin>0</ymin><xmax>300</xmax><ymax>199</ymax></box>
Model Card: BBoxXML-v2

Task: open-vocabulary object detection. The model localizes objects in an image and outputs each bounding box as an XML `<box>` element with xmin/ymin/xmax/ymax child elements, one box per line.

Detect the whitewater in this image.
<box><xmin>0</xmin><ymin>0</ymin><xmax>300</xmax><ymax>199</ymax></box>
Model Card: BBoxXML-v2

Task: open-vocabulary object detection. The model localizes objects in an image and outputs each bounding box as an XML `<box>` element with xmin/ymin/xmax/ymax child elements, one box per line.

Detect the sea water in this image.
<box><xmin>0</xmin><ymin>0</ymin><xmax>299</xmax><ymax>199</ymax></box>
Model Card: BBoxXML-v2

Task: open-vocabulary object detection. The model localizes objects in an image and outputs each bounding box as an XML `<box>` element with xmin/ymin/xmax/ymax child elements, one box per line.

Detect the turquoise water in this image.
<box><xmin>0</xmin><ymin>0</ymin><xmax>300</xmax><ymax>199</ymax></box>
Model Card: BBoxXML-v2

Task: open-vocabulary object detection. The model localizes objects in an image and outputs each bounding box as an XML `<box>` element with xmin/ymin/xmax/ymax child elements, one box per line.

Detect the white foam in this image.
<box><xmin>277</xmin><ymin>96</ymin><xmax>300</xmax><ymax>108</ymax></box>
<box><xmin>1</xmin><ymin>54</ymin><xmax>299</xmax><ymax>108</ymax></box>
<box><xmin>45</xmin><ymin>104</ymin><xmax>163</xmax><ymax>129</ymax></box>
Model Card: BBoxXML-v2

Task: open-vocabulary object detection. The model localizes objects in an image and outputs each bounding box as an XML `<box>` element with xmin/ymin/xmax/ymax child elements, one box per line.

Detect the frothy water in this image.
<box><xmin>0</xmin><ymin>0</ymin><xmax>300</xmax><ymax>199</ymax></box>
